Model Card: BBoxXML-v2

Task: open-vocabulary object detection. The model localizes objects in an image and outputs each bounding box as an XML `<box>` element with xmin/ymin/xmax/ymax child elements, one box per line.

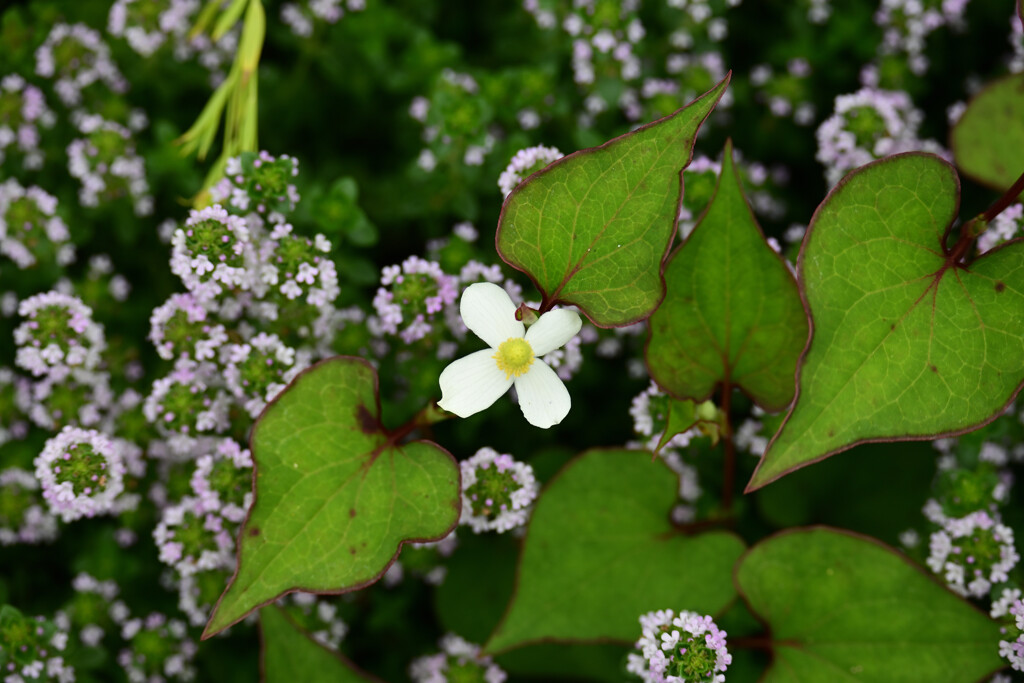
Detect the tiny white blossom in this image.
<box><xmin>438</xmin><ymin>283</ymin><xmax>581</xmax><ymax>428</ymax></box>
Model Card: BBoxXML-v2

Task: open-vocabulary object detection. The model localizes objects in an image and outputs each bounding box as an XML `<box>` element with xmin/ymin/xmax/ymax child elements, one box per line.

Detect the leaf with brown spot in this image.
<box><xmin>749</xmin><ymin>154</ymin><xmax>1024</xmax><ymax>490</ymax></box>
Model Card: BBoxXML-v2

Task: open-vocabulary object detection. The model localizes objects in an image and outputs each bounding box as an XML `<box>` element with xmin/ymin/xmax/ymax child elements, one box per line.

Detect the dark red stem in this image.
<box><xmin>721</xmin><ymin>379</ymin><xmax>735</xmax><ymax>513</ymax></box>
<box><xmin>983</xmin><ymin>167</ymin><xmax>1024</xmax><ymax>224</ymax></box>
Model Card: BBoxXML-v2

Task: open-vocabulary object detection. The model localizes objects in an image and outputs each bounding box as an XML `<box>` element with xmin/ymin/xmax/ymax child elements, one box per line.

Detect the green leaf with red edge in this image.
<box><xmin>203</xmin><ymin>357</ymin><xmax>460</xmax><ymax>638</ymax></box>
<box><xmin>484</xmin><ymin>449</ymin><xmax>744</xmax><ymax>654</ymax></box>
<box><xmin>748</xmin><ymin>153</ymin><xmax>1024</xmax><ymax>491</ymax></box>
<box><xmin>261</xmin><ymin>605</ymin><xmax>381</xmax><ymax>683</ymax></box>
<box><xmin>952</xmin><ymin>72</ymin><xmax>1024</xmax><ymax>200</ymax></box>
<box><xmin>646</xmin><ymin>140</ymin><xmax>808</xmax><ymax>411</ymax></box>
<box><xmin>496</xmin><ymin>76</ymin><xmax>730</xmax><ymax>327</ymax></box>
<box><xmin>735</xmin><ymin>528</ymin><xmax>1004</xmax><ymax>683</ymax></box>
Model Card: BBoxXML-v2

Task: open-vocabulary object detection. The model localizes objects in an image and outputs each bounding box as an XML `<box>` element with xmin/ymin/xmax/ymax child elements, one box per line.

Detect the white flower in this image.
<box><xmin>438</xmin><ymin>283</ymin><xmax>581</xmax><ymax>428</ymax></box>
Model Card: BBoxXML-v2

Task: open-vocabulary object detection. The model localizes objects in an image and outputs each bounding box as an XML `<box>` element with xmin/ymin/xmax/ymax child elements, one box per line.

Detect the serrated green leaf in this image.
<box><xmin>485</xmin><ymin>449</ymin><xmax>744</xmax><ymax>654</ymax></box>
<box><xmin>647</xmin><ymin>140</ymin><xmax>808</xmax><ymax>410</ymax></box>
<box><xmin>496</xmin><ymin>76</ymin><xmax>730</xmax><ymax>327</ymax></box>
<box><xmin>736</xmin><ymin>528</ymin><xmax>1004</xmax><ymax>683</ymax></box>
<box><xmin>952</xmin><ymin>72</ymin><xmax>1024</xmax><ymax>198</ymax></box>
<box><xmin>204</xmin><ymin>357</ymin><xmax>460</xmax><ymax>637</ymax></box>
<box><xmin>261</xmin><ymin>605</ymin><xmax>380</xmax><ymax>683</ymax></box>
<box><xmin>749</xmin><ymin>153</ymin><xmax>1024</xmax><ymax>490</ymax></box>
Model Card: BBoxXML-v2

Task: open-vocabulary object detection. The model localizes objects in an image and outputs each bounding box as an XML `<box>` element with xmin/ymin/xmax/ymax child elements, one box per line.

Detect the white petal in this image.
<box><xmin>525</xmin><ymin>308</ymin><xmax>582</xmax><ymax>356</ymax></box>
<box><xmin>460</xmin><ymin>282</ymin><xmax>524</xmax><ymax>349</ymax></box>
<box><xmin>438</xmin><ymin>349</ymin><xmax>513</xmax><ymax>418</ymax></box>
<box><xmin>513</xmin><ymin>360</ymin><xmax>571</xmax><ymax>429</ymax></box>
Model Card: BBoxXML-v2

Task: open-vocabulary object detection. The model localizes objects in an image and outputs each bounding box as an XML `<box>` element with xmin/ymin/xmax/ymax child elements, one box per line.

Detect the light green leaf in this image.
<box><xmin>749</xmin><ymin>153</ymin><xmax>1024</xmax><ymax>490</ymax></box>
<box><xmin>484</xmin><ymin>449</ymin><xmax>744</xmax><ymax>654</ymax></box>
<box><xmin>261</xmin><ymin>605</ymin><xmax>380</xmax><ymax>683</ymax></box>
<box><xmin>496</xmin><ymin>77</ymin><xmax>730</xmax><ymax>327</ymax></box>
<box><xmin>736</xmin><ymin>528</ymin><xmax>1004</xmax><ymax>683</ymax></box>
<box><xmin>204</xmin><ymin>357</ymin><xmax>460</xmax><ymax>637</ymax></box>
<box><xmin>647</xmin><ymin>140</ymin><xmax>808</xmax><ymax>410</ymax></box>
<box><xmin>952</xmin><ymin>72</ymin><xmax>1024</xmax><ymax>199</ymax></box>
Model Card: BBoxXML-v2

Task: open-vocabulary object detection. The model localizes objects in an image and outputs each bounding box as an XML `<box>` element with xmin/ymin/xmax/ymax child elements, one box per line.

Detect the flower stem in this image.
<box><xmin>721</xmin><ymin>379</ymin><xmax>735</xmax><ymax>513</ymax></box>
<box><xmin>982</xmin><ymin>167</ymin><xmax>1024</xmax><ymax>224</ymax></box>
<box><xmin>388</xmin><ymin>401</ymin><xmax>454</xmax><ymax>444</ymax></box>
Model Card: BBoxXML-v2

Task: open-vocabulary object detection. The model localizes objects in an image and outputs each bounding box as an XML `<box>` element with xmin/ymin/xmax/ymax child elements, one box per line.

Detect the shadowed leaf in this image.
<box><xmin>736</xmin><ymin>528</ymin><xmax>1004</xmax><ymax>682</ymax></box>
<box><xmin>497</xmin><ymin>76</ymin><xmax>730</xmax><ymax>327</ymax></box>
<box><xmin>647</xmin><ymin>141</ymin><xmax>808</xmax><ymax>411</ymax></box>
<box><xmin>952</xmin><ymin>72</ymin><xmax>1024</xmax><ymax>199</ymax></box>
<box><xmin>261</xmin><ymin>605</ymin><xmax>380</xmax><ymax>683</ymax></box>
<box><xmin>204</xmin><ymin>357</ymin><xmax>460</xmax><ymax>637</ymax></box>
<box><xmin>485</xmin><ymin>449</ymin><xmax>744</xmax><ymax>654</ymax></box>
<box><xmin>749</xmin><ymin>153</ymin><xmax>1024</xmax><ymax>490</ymax></box>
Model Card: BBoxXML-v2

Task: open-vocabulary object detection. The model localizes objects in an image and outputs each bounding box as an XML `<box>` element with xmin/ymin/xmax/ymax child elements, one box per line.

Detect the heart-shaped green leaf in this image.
<box><xmin>261</xmin><ymin>605</ymin><xmax>380</xmax><ymax>683</ymax></box>
<box><xmin>204</xmin><ymin>357</ymin><xmax>460</xmax><ymax>637</ymax></box>
<box><xmin>952</xmin><ymin>72</ymin><xmax>1024</xmax><ymax>199</ymax></box>
<box><xmin>749</xmin><ymin>153</ymin><xmax>1024</xmax><ymax>490</ymax></box>
<box><xmin>496</xmin><ymin>76</ymin><xmax>730</xmax><ymax>327</ymax></box>
<box><xmin>736</xmin><ymin>528</ymin><xmax>1004</xmax><ymax>682</ymax></box>
<box><xmin>484</xmin><ymin>449</ymin><xmax>744</xmax><ymax>654</ymax></box>
<box><xmin>647</xmin><ymin>140</ymin><xmax>808</xmax><ymax>410</ymax></box>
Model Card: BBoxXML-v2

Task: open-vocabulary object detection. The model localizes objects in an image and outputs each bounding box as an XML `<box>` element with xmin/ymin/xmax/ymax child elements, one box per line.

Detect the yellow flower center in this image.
<box><xmin>494</xmin><ymin>337</ymin><xmax>534</xmax><ymax>380</ymax></box>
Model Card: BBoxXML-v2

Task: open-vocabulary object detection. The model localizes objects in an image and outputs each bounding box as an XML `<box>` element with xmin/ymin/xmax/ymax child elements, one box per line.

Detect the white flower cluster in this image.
<box><xmin>67</xmin><ymin>113</ymin><xmax>152</xmax><ymax>215</ymax></box>
<box><xmin>223</xmin><ymin>332</ymin><xmax>308</xmax><ymax>417</ymax></box>
<box><xmin>409</xmin><ymin>633</ymin><xmax>507</xmax><ymax>683</ymax></box>
<box><xmin>875</xmin><ymin>0</ymin><xmax>971</xmax><ymax>74</ymax></box>
<box><xmin>107</xmin><ymin>0</ymin><xmax>199</xmax><ymax>56</ymax></box>
<box><xmin>14</xmin><ymin>292</ymin><xmax>106</xmax><ymax>379</ymax></box>
<box><xmin>1011</xmin><ymin>13</ymin><xmax>1024</xmax><ymax>73</ymax></box>
<box><xmin>927</xmin><ymin>510</ymin><xmax>1020</xmax><ymax>598</ymax></box>
<box><xmin>210</xmin><ymin>151</ymin><xmax>301</xmax><ymax>216</ymax></box>
<box><xmin>281</xmin><ymin>0</ymin><xmax>366</xmax><ymax>37</ymax></box>
<box><xmin>19</xmin><ymin>367</ymin><xmax>114</xmax><ymax>430</ymax></box>
<box><xmin>749</xmin><ymin>59</ymin><xmax>816</xmax><ymax>125</ymax></box>
<box><xmin>34</xmin><ymin>426</ymin><xmax>126</xmax><ymax>523</ymax></box>
<box><xmin>459</xmin><ymin>447</ymin><xmax>539</xmax><ymax>534</ymax></box>
<box><xmin>143</xmin><ymin>358</ymin><xmax>232</xmax><ymax>451</ymax></box>
<box><xmin>0</xmin><ymin>610</ymin><xmax>74</xmax><ymax>683</ymax></box>
<box><xmin>412</xmin><ymin>68</ymin><xmax>497</xmax><ymax>173</ymax></box>
<box><xmin>64</xmin><ymin>572</ymin><xmax>122</xmax><ymax>648</ymax></box>
<box><xmin>372</xmin><ymin>255</ymin><xmax>459</xmax><ymax>344</ymax></box>
<box><xmin>627</xmin><ymin>609</ymin><xmax>731</xmax><ymax>683</ymax></box>
<box><xmin>153</xmin><ymin>495</ymin><xmax>236</xmax><ymax>576</ymax></box>
<box><xmin>117</xmin><ymin>612</ymin><xmax>198</xmax><ymax>683</ymax></box>
<box><xmin>34</xmin><ymin>22</ymin><xmax>127</xmax><ymax>106</ymax></box>
<box><xmin>0</xmin><ymin>73</ymin><xmax>54</xmax><ymax>170</ymax></box>
<box><xmin>816</xmin><ymin>86</ymin><xmax>947</xmax><ymax>186</ymax></box>
<box><xmin>0</xmin><ymin>178</ymin><xmax>74</xmax><ymax>269</ymax></box>
<box><xmin>497</xmin><ymin>145</ymin><xmax>563</xmax><ymax>197</ymax></box>
<box><xmin>189</xmin><ymin>439</ymin><xmax>254</xmax><ymax>523</ymax></box>
<box><xmin>170</xmin><ymin>204</ymin><xmax>253</xmax><ymax>301</ymax></box>
<box><xmin>996</xmin><ymin>594</ymin><xmax>1024</xmax><ymax>671</ymax></box>
<box><xmin>257</xmin><ymin>221</ymin><xmax>339</xmax><ymax>308</ymax></box>
<box><xmin>148</xmin><ymin>293</ymin><xmax>229</xmax><ymax>362</ymax></box>
<box><xmin>978</xmin><ymin>203</ymin><xmax>1024</xmax><ymax>254</ymax></box>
